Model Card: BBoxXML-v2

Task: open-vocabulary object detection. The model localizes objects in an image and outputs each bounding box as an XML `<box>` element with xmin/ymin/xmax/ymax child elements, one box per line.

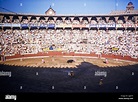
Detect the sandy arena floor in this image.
<box><xmin>0</xmin><ymin>56</ymin><xmax>138</xmax><ymax>97</ymax></box>
<box><xmin>0</xmin><ymin>56</ymin><xmax>138</xmax><ymax>68</ymax></box>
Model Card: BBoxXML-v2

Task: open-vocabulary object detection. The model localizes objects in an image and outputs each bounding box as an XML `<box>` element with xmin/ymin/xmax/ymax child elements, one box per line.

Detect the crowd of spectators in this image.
<box><xmin>0</xmin><ymin>28</ymin><xmax>137</xmax><ymax>59</ymax></box>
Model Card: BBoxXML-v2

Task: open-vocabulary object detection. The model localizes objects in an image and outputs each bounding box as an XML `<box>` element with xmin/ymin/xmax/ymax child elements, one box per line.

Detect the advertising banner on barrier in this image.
<box><xmin>55</xmin><ymin>24</ymin><xmax>64</xmax><ymax>28</ymax></box>
<box><xmin>106</xmin><ymin>24</ymin><xmax>116</xmax><ymax>28</ymax></box>
<box><xmin>89</xmin><ymin>24</ymin><xmax>98</xmax><ymax>28</ymax></box>
<box><xmin>79</xmin><ymin>25</ymin><xmax>88</xmax><ymax>28</ymax></box>
<box><xmin>48</xmin><ymin>24</ymin><xmax>55</xmax><ymax>28</ymax></box>
<box><xmin>116</xmin><ymin>24</ymin><xmax>124</xmax><ymax>28</ymax></box>
<box><xmin>98</xmin><ymin>24</ymin><xmax>106</xmax><ymax>28</ymax></box>
<box><xmin>12</xmin><ymin>24</ymin><xmax>21</xmax><ymax>27</ymax></box>
<box><xmin>3</xmin><ymin>23</ymin><xmax>12</xmax><ymax>27</ymax></box>
<box><xmin>123</xmin><ymin>24</ymin><xmax>135</xmax><ymax>28</ymax></box>
<box><xmin>64</xmin><ymin>24</ymin><xmax>72</xmax><ymax>28</ymax></box>
<box><xmin>0</xmin><ymin>23</ymin><xmax>4</xmax><ymax>27</ymax></box>
<box><xmin>86</xmin><ymin>24</ymin><xmax>89</xmax><ymax>28</ymax></box>
<box><xmin>72</xmin><ymin>25</ymin><xmax>80</xmax><ymax>28</ymax></box>
<box><xmin>39</xmin><ymin>24</ymin><xmax>47</xmax><ymax>28</ymax></box>
<box><xmin>21</xmin><ymin>24</ymin><xmax>29</xmax><ymax>28</ymax></box>
<box><xmin>29</xmin><ymin>24</ymin><xmax>38</xmax><ymax>28</ymax></box>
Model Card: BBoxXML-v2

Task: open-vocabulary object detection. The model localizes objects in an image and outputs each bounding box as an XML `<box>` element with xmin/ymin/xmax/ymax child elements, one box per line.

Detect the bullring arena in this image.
<box><xmin>1</xmin><ymin>53</ymin><xmax>138</xmax><ymax>68</ymax></box>
<box><xmin>0</xmin><ymin>2</ymin><xmax>138</xmax><ymax>96</ymax></box>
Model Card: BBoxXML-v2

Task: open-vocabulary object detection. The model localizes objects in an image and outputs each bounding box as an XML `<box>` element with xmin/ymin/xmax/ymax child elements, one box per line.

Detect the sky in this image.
<box><xmin>0</xmin><ymin>0</ymin><xmax>138</xmax><ymax>14</ymax></box>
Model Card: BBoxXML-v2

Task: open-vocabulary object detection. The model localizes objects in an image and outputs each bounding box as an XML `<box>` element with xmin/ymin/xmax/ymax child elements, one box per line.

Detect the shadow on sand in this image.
<box><xmin>0</xmin><ymin>61</ymin><xmax>138</xmax><ymax>93</ymax></box>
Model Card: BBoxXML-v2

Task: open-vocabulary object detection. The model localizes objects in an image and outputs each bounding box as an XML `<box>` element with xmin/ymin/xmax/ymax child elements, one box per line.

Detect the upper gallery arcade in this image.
<box><xmin>0</xmin><ymin>1</ymin><xmax>138</xmax><ymax>30</ymax></box>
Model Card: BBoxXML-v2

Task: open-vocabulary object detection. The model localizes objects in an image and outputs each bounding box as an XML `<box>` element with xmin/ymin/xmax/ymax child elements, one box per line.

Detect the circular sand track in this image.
<box><xmin>0</xmin><ymin>56</ymin><xmax>138</xmax><ymax>68</ymax></box>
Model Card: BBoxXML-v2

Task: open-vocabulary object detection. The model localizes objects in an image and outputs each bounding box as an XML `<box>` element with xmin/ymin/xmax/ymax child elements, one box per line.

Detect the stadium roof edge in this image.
<box><xmin>0</xmin><ymin>12</ymin><xmax>138</xmax><ymax>17</ymax></box>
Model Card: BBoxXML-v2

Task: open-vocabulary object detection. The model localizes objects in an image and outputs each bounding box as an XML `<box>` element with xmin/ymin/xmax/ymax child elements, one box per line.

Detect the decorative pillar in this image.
<box><xmin>124</xmin><ymin>16</ymin><xmax>128</xmax><ymax>23</ymax></box>
<box><xmin>115</xmin><ymin>16</ymin><xmax>119</xmax><ymax>30</ymax></box>
<box><xmin>44</xmin><ymin>17</ymin><xmax>48</xmax><ymax>22</ymax></box>
<box><xmin>88</xmin><ymin>17</ymin><xmax>91</xmax><ymax>24</ymax></box>
<box><xmin>36</xmin><ymin>17</ymin><xmax>40</xmax><ymax>22</ymax></box>
<box><xmin>18</xmin><ymin>16</ymin><xmax>22</xmax><ymax>23</ymax></box>
<box><xmin>62</xmin><ymin>17</ymin><xmax>66</xmax><ymax>23</ymax></box>
<box><xmin>79</xmin><ymin>17</ymin><xmax>83</xmax><ymax>24</ymax></box>
<box><xmin>53</xmin><ymin>17</ymin><xmax>57</xmax><ymax>23</ymax></box>
<box><xmin>96</xmin><ymin>17</ymin><xmax>101</xmax><ymax>24</ymax></box>
<box><xmin>0</xmin><ymin>15</ymin><xmax>4</xmax><ymax>23</ymax></box>
<box><xmin>27</xmin><ymin>16</ymin><xmax>31</xmax><ymax>22</ymax></box>
<box><xmin>105</xmin><ymin>17</ymin><xmax>109</xmax><ymax>23</ymax></box>
<box><xmin>9</xmin><ymin>16</ymin><xmax>13</xmax><ymax>23</ymax></box>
